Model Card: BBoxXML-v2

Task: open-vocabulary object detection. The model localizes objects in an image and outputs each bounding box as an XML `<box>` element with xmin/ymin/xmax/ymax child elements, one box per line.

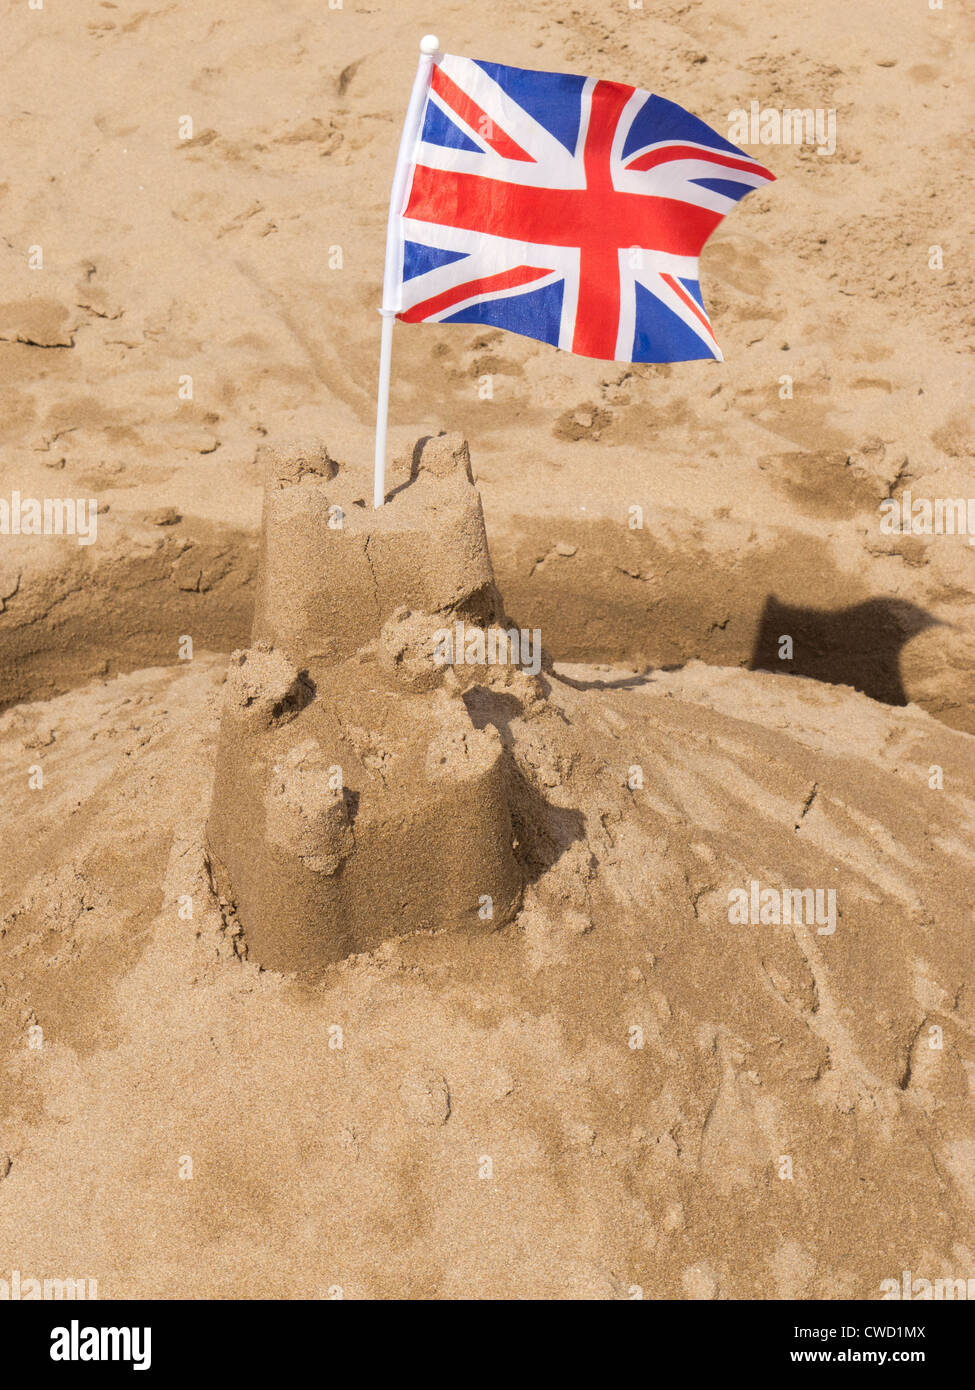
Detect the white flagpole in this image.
<box><xmin>373</xmin><ymin>34</ymin><xmax>441</xmax><ymax>508</ymax></box>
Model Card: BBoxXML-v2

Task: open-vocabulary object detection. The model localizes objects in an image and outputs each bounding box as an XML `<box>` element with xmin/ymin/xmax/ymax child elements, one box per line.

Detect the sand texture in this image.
<box><xmin>1</xmin><ymin>0</ymin><xmax>974</xmax><ymax>1300</ymax></box>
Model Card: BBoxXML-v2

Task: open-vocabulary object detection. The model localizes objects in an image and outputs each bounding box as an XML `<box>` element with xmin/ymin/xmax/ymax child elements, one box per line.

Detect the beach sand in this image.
<box><xmin>1</xmin><ymin>0</ymin><xmax>973</xmax><ymax>1298</ymax></box>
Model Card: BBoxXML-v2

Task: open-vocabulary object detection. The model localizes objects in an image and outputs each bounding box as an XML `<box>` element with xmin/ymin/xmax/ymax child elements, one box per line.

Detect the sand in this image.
<box><xmin>1</xmin><ymin>0</ymin><xmax>974</xmax><ymax>1299</ymax></box>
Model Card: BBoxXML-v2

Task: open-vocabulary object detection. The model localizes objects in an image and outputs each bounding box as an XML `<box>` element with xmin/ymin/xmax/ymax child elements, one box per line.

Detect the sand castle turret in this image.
<box><xmin>205</xmin><ymin>435</ymin><xmax>524</xmax><ymax>975</ymax></box>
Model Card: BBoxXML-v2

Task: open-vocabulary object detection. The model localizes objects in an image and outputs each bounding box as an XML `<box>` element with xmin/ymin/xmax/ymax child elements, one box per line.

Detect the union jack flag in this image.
<box><xmin>394</xmin><ymin>55</ymin><xmax>775</xmax><ymax>363</ymax></box>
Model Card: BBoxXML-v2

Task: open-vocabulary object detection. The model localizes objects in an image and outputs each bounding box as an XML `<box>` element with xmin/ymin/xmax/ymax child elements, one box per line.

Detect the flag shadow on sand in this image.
<box><xmin>749</xmin><ymin>595</ymin><xmax>944</xmax><ymax>708</ymax></box>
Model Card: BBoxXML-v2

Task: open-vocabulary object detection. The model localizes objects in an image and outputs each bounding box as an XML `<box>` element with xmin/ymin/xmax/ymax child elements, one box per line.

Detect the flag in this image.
<box><xmin>391</xmin><ymin>54</ymin><xmax>775</xmax><ymax>364</ymax></box>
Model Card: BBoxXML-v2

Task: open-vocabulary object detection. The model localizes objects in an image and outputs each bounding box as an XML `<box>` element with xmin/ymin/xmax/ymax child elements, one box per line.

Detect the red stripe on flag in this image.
<box><xmin>571</xmin><ymin>80</ymin><xmax>635</xmax><ymax>360</ymax></box>
<box><xmin>430</xmin><ymin>66</ymin><xmax>536</xmax><ymax>164</ymax></box>
<box><xmin>405</xmin><ymin>166</ymin><xmax>720</xmax><ymax>257</ymax></box>
<box><xmin>660</xmin><ymin>272</ymin><xmax>712</xmax><ymax>334</ymax></box>
<box><xmin>626</xmin><ymin>143</ymin><xmax>775</xmax><ymax>182</ymax></box>
<box><xmin>398</xmin><ymin>263</ymin><xmax>554</xmax><ymax>322</ymax></box>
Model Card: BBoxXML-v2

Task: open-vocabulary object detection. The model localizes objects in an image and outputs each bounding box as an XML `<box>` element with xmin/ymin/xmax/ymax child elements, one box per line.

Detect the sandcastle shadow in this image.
<box><xmin>748</xmin><ymin>595</ymin><xmax>943</xmax><ymax>706</ymax></box>
<box><xmin>463</xmin><ymin>683</ymin><xmax>587</xmax><ymax>887</ymax></box>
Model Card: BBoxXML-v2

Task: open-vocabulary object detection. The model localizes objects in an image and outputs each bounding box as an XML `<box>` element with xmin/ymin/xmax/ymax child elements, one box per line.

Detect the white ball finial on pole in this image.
<box><xmin>373</xmin><ymin>35</ymin><xmax>443</xmax><ymax>507</ymax></box>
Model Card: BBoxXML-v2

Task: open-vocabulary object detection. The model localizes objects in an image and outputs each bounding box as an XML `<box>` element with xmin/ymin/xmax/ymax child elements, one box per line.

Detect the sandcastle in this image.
<box><xmin>205</xmin><ymin>434</ymin><xmax>527</xmax><ymax>975</ymax></box>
